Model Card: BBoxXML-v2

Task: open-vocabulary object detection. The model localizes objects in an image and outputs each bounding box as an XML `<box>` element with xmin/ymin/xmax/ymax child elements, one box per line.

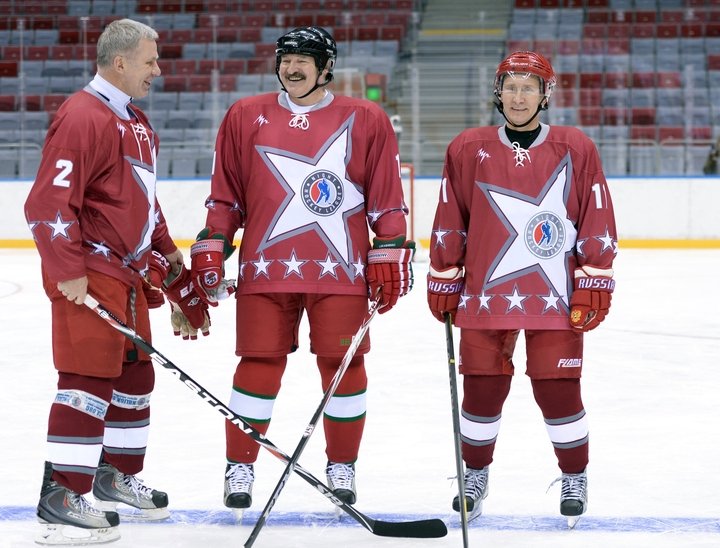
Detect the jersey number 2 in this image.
<box><xmin>52</xmin><ymin>159</ymin><xmax>73</xmax><ymax>188</ymax></box>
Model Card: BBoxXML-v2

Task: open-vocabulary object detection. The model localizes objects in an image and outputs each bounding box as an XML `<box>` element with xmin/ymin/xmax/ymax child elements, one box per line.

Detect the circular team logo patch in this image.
<box><xmin>525</xmin><ymin>211</ymin><xmax>566</xmax><ymax>259</ymax></box>
<box><xmin>302</xmin><ymin>171</ymin><xmax>344</xmax><ymax>216</ymax></box>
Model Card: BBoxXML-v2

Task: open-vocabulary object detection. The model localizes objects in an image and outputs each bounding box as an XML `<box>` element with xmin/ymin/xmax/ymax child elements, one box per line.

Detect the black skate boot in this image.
<box><xmin>37</xmin><ymin>461</ymin><xmax>120</xmax><ymax>545</ymax></box>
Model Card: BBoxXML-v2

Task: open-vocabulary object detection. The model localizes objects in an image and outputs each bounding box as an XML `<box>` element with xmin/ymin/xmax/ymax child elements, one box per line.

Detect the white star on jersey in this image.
<box><xmin>281</xmin><ymin>250</ymin><xmax>307</xmax><ymax>278</ymax></box>
<box><xmin>256</xmin><ymin>118</ymin><xmax>365</xmax><ymax>275</ymax></box>
<box><xmin>480</xmin><ymin>159</ymin><xmax>577</xmax><ymax>307</ymax></box>
<box><xmin>316</xmin><ymin>253</ymin><xmax>340</xmax><ymax>279</ymax></box>
<box><xmin>46</xmin><ymin>212</ymin><xmax>74</xmax><ymax>240</ymax></box>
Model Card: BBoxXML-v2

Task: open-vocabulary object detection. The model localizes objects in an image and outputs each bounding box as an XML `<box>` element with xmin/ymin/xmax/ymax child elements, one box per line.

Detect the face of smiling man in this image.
<box><xmin>278</xmin><ymin>53</ymin><xmax>330</xmax><ymax>105</ymax></box>
<box><xmin>111</xmin><ymin>38</ymin><xmax>161</xmax><ymax>100</ymax></box>
<box><xmin>499</xmin><ymin>73</ymin><xmax>545</xmax><ymax>131</ymax></box>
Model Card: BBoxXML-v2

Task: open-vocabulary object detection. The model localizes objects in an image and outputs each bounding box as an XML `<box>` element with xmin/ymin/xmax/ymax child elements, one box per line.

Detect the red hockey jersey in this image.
<box><xmin>24</xmin><ymin>87</ymin><xmax>176</xmax><ymax>286</ymax></box>
<box><xmin>430</xmin><ymin>124</ymin><xmax>617</xmax><ymax>330</ymax></box>
<box><xmin>205</xmin><ymin>91</ymin><xmax>408</xmax><ymax>296</ymax></box>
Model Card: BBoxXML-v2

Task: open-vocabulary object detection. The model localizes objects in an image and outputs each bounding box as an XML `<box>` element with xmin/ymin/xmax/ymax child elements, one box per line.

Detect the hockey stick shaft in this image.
<box><xmin>84</xmin><ymin>295</ymin><xmax>446</xmax><ymax>539</ymax></box>
<box><xmin>244</xmin><ymin>298</ymin><xmax>380</xmax><ymax>548</ymax></box>
<box><xmin>445</xmin><ymin>314</ymin><xmax>470</xmax><ymax>547</ymax></box>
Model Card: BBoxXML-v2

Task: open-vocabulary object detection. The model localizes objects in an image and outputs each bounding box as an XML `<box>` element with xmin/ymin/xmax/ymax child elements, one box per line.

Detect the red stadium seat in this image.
<box><xmin>657</xmin><ymin>72</ymin><xmax>682</xmax><ymax>88</ymax></box>
<box><xmin>656</xmin><ymin>24</ymin><xmax>679</xmax><ymax>38</ymax></box>
<box><xmin>174</xmin><ymin>60</ymin><xmax>197</xmax><ymax>75</ymax></box>
<box><xmin>661</xmin><ymin>11</ymin><xmax>684</xmax><ymax>23</ymax></box>
<box><xmin>681</xmin><ymin>24</ymin><xmax>704</xmax><ymax>38</ymax></box>
<box><xmin>238</xmin><ymin>28</ymin><xmax>262</xmax><ymax>42</ymax></box>
<box><xmin>632</xmin><ymin>73</ymin><xmax>656</xmax><ymax>88</ymax></box>
<box><xmin>579</xmin><ymin>107</ymin><xmax>602</xmax><ymax>126</ymax></box>
<box><xmin>380</xmin><ymin>26</ymin><xmax>404</xmax><ymax>41</ymax></box>
<box><xmin>23</xmin><ymin>95</ymin><xmax>43</xmax><ymax>111</ymax></box>
<box><xmin>658</xmin><ymin>126</ymin><xmax>684</xmax><ymax>142</ymax></box>
<box><xmin>0</xmin><ymin>95</ymin><xmax>16</xmax><ymax>111</ymax></box>
<box><xmin>0</xmin><ymin>61</ymin><xmax>18</xmax><ymax>77</ymax></box>
<box><xmin>631</xmin><ymin>108</ymin><xmax>656</xmax><ymax>125</ymax></box>
<box><xmin>247</xmin><ymin>58</ymin><xmax>273</xmax><ymax>74</ymax></box>
<box><xmin>357</xmin><ymin>26</ymin><xmax>380</xmax><ymax>41</ymax></box>
<box><xmin>163</xmin><ymin>76</ymin><xmax>188</xmax><ymax>92</ymax></box>
<box><xmin>222</xmin><ymin>59</ymin><xmax>247</xmax><ymax>74</ymax></box>
<box><xmin>630</xmin><ymin>126</ymin><xmax>656</xmax><ymax>140</ymax></box>
<box><xmin>586</xmin><ymin>10</ymin><xmax>609</xmax><ymax>24</ymax></box>
<box><xmin>634</xmin><ymin>11</ymin><xmax>656</xmax><ymax>24</ymax></box>
<box><xmin>557</xmin><ymin>40</ymin><xmax>580</xmax><ymax>55</ymax></box>
<box><xmin>43</xmin><ymin>94</ymin><xmax>67</xmax><ymax>112</ymax></box>
<box><xmin>602</xmin><ymin>108</ymin><xmax>629</xmax><ymax>125</ymax></box>
<box><xmin>630</xmin><ymin>24</ymin><xmax>655</xmax><ymax>38</ymax></box>
<box><xmin>607</xmin><ymin>24</ymin><xmax>630</xmax><ymax>39</ymax></box>
<box><xmin>188</xmin><ymin>75</ymin><xmax>212</xmax><ymax>92</ymax></box>
<box><xmin>557</xmin><ymin>73</ymin><xmax>577</xmax><ymax>89</ymax></box>
<box><xmin>607</xmin><ymin>39</ymin><xmax>630</xmax><ymax>54</ymax></box>
<box><xmin>159</xmin><ymin>43</ymin><xmax>183</xmax><ymax>59</ymax></box>
<box><xmin>218</xmin><ymin>75</ymin><xmax>237</xmax><ymax>91</ymax></box>
<box><xmin>579</xmin><ymin>73</ymin><xmax>603</xmax><ymax>89</ymax></box>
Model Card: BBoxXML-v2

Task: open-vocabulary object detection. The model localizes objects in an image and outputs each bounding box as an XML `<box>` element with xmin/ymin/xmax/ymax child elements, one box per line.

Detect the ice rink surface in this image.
<box><xmin>1</xmin><ymin>247</ymin><xmax>719</xmax><ymax>548</ymax></box>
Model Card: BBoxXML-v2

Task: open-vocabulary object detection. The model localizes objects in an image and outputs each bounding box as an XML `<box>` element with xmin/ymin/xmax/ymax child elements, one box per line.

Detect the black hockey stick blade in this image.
<box><xmin>84</xmin><ymin>295</ymin><xmax>448</xmax><ymax>539</ymax></box>
<box><xmin>371</xmin><ymin>517</ymin><xmax>449</xmax><ymax>538</ymax></box>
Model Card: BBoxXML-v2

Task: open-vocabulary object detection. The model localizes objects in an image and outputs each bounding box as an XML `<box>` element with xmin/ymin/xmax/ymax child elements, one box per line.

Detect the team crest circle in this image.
<box><xmin>302</xmin><ymin>171</ymin><xmax>344</xmax><ymax>216</ymax></box>
<box><xmin>525</xmin><ymin>211</ymin><xmax>566</xmax><ymax>258</ymax></box>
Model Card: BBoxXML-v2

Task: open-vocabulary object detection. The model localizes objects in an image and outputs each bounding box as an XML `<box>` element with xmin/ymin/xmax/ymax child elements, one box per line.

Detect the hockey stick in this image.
<box><xmin>244</xmin><ymin>298</ymin><xmax>379</xmax><ymax>548</ymax></box>
<box><xmin>83</xmin><ymin>295</ymin><xmax>447</xmax><ymax>539</ymax></box>
<box><xmin>445</xmin><ymin>313</ymin><xmax>469</xmax><ymax>547</ymax></box>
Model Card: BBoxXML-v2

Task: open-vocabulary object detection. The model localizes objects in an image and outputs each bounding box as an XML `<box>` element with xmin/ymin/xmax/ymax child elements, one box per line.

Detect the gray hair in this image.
<box><xmin>96</xmin><ymin>18</ymin><xmax>158</xmax><ymax>67</ymax></box>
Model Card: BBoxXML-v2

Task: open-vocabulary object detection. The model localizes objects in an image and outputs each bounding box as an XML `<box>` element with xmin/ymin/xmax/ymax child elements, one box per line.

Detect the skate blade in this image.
<box><xmin>455</xmin><ymin>498</ymin><xmax>483</xmax><ymax>523</ymax></box>
<box><xmin>567</xmin><ymin>515</ymin><xmax>581</xmax><ymax>529</ymax></box>
<box><xmin>94</xmin><ymin>500</ymin><xmax>170</xmax><ymax>522</ymax></box>
<box><xmin>231</xmin><ymin>508</ymin><xmax>245</xmax><ymax>523</ymax></box>
<box><xmin>36</xmin><ymin>522</ymin><xmax>120</xmax><ymax>545</ymax></box>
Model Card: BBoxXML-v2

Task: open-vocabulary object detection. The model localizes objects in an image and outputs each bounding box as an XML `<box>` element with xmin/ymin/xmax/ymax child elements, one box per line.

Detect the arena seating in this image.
<box><xmin>0</xmin><ymin>0</ymin><xmax>410</xmax><ymax>178</ymax></box>
<box><xmin>508</xmin><ymin>0</ymin><xmax>720</xmax><ymax>175</ymax></box>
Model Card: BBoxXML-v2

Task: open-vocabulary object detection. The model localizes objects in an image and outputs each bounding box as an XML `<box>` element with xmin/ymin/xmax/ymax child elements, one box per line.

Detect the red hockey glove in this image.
<box><xmin>163</xmin><ymin>264</ymin><xmax>211</xmax><ymax>339</ymax></box>
<box><xmin>427</xmin><ymin>266</ymin><xmax>464</xmax><ymax>323</ymax></box>
<box><xmin>190</xmin><ymin>229</ymin><xmax>236</xmax><ymax>306</ymax></box>
<box><xmin>366</xmin><ymin>236</ymin><xmax>415</xmax><ymax>314</ymax></box>
<box><xmin>569</xmin><ymin>265</ymin><xmax>615</xmax><ymax>332</ymax></box>
<box><xmin>143</xmin><ymin>251</ymin><xmax>171</xmax><ymax>309</ymax></box>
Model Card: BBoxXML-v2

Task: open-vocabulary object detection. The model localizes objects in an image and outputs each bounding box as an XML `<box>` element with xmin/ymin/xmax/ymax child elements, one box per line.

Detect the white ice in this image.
<box><xmin>1</xmin><ymin>248</ymin><xmax>719</xmax><ymax>548</ymax></box>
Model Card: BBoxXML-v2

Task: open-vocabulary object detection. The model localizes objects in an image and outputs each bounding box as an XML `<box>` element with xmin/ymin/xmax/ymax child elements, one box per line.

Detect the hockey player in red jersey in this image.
<box><xmin>188</xmin><ymin>26</ymin><xmax>414</xmax><ymax>513</ymax></box>
<box><xmin>24</xmin><ymin>19</ymin><xmax>209</xmax><ymax>545</ymax></box>
<box><xmin>427</xmin><ymin>51</ymin><xmax>617</xmax><ymax>527</ymax></box>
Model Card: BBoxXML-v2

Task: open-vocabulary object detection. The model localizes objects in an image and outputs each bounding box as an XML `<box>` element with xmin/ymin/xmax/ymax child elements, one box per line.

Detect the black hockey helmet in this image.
<box><xmin>275</xmin><ymin>26</ymin><xmax>337</xmax><ymax>82</ymax></box>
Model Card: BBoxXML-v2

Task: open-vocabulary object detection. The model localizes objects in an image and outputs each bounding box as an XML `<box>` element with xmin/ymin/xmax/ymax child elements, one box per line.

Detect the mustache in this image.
<box><xmin>285</xmin><ymin>72</ymin><xmax>306</xmax><ymax>80</ymax></box>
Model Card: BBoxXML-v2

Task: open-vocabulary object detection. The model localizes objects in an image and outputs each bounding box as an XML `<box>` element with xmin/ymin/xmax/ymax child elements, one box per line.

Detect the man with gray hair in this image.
<box><xmin>25</xmin><ymin>18</ymin><xmax>208</xmax><ymax>545</ymax></box>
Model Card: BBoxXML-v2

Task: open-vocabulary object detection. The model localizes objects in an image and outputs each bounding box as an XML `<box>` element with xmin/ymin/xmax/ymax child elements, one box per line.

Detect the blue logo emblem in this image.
<box><xmin>301</xmin><ymin>171</ymin><xmax>344</xmax><ymax>216</ymax></box>
<box><xmin>525</xmin><ymin>212</ymin><xmax>565</xmax><ymax>258</ymax></box>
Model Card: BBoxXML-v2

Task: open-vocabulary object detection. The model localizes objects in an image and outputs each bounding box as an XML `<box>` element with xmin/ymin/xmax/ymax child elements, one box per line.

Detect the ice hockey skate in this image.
<box><xmin>92</xmin><ymin>462</ymin><xmax>170</xmax><ymax>521</ymax></box>
<box><xmin>224</xmin><ymin>463</ymin><xmax>254</xmax><ymax>521</ymax></box>
<box><xmin>36</xmin><ymin>461</ymin><xmax>120</xmax><ymax>545</ymax></box>
<box><xmin>553</xmin><ymin>469</ymin><xmax>588</xmax><ymax>528</ymax></box>
<box><xmin>326</xmin><ymin>461</ymin><xmax>357</xmax><ymax>507</ymax></box>
<box><xmin>452</xmin><ymin>466</ymin><xmax>489</xmax><ymax>522</ymax></box>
